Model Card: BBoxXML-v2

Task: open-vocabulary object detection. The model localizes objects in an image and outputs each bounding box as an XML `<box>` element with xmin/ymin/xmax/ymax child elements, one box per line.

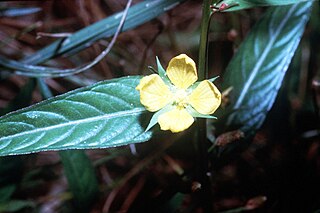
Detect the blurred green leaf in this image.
<box><xmin>0</xmin><ymin>76</ymin><xmax>151</xmax><ymax>156</ymax></box>
<box><xmin>0</xmin><ymin>79</ymin><xmax>35</xmax><ymax>201</ymax></box>
<box><xmin>21</xmin><ymin>0</ymin><xmax>186</xmax><ymax>65</ymax></box>
<box><xmin>220</xmin><ymin>2</ymin><xmax>312</xmax><ymax>134</ymax></box>
<box><xmin>0</xmin><ymin>185</ymin><xmax>16</xmax><ymax>203</ymax></box>
<box><xmin>0</xmin><ymin>200</ymin><xmax>35</xmax><ymax>212</ymax></box>
<box><xmin>215</xmin><ymin>0</ymin><xmax>315</xmax><ymax>11</ymax></box>
<box><xmin>310</xmin><ymin>0</ymin><xmax>320</xmax><ymax>33</ymax></box>
<box><xmin>0</xmin><ymin>7</ymin><xmax>41</xmax><ymax>17</ymax></box>
<box><xmin>0</xmin><ymin>0</ymin><xmax>186</xmax><ymax>77</ymax></box>
<box><xmin>60</xmin><ymin>150</ymin><xmax>98</xmax><ymax>210</ymax></box>
<box><xmin>159</xmin><ymin>192</ymin><xmax>186</xmax><ymax>213</ymax></box>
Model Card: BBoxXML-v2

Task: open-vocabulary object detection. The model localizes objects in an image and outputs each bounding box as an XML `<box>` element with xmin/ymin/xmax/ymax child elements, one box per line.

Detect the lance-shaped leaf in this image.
<box><xmin>0</xmin><ymin>0</ymin><xmax>186</xmax><ymax>77</ymax></box>
<box><xmin>0</xmin><ymin>76</ymin><xmax>151</xmax><ymax>156</ymax></box>
<box><xmin>215</xmin><ymin>0</ymin><xmax>315</xmax><ymax>11</ymax></box>
<box><xmin>21</xmin><ymin>0</ymin><xmax>186</xmax><ymax>65</ymax></box>
<box><xmin>219</xmin><ymin>2</ymin><xmax>312</xmax><ymax>134</ymax></box>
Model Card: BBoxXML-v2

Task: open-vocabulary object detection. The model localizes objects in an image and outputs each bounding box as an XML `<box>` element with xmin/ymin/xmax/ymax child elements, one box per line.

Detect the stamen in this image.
<box><xmin>172</xmin><ymin>89</ymin><xmax>189</xmax><ymax>108</ymax></box>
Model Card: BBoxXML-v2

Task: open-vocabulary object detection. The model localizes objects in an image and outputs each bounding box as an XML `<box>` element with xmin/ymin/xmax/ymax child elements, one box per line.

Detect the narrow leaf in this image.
<box><xmin>21</xmin><ymin>0</ymin><xmax>186</xmax><ymax>65</ymax></box>
<box><xmin>0</xmin><ymin>185</ymin><xmax>16</xmax><ymax>203</ymax></box>
<box><xmin>220</xmin><ymin>3</ymin><xmax>312</xmax><ymax>134</ymax></box>
<box><xmin>60</xmin><ymin>150</ymin><xmax>98</xmax><ymax>210</ymax></box>
<box><xmin>215</xmin><ymin>0</ymin><xmax>315</xmax><ymax>11</ymax></box>
<box><xmin>0</xmin><ymin>200</ymin><xmax>35</xmax><ymax>212</ymax></box>
<box><xmin>0</xmin><ymin>7</ymin><xmax>41</xmax><ymax>17</ymax></box>
<box><xmin>0</xmin><ymin>0</ymin><xmax>186</xmax><ymax>76</ymax></box>
<box><xmin>0</xmin><ymin>76</ymin><xmax>151</xmax><ymax>156</ymax></box>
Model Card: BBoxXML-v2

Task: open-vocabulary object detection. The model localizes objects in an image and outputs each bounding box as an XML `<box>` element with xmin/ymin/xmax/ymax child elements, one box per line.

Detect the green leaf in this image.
<box><xmin>0</xmin><ymin>76</ymin><xmax>151</xmax><ymax>156</ymax></box>
<box><xmin>215</xmin><ymin>0</ymin><xmax>315</xmax><ymax>11</ymax></box>
<box><xmin>220</xmin><ymin>2</ymin><xmax>312</xmax><ymax>134</ymax></box>
<box><xmin>60</xmin><ymin>150</ymin><xmax>98</xmax><ymax>210</ymax></box>
<box><xmin>0</xmin><ymin>185</ymin><xmax>16</xmax><ymax>203</ymax></box>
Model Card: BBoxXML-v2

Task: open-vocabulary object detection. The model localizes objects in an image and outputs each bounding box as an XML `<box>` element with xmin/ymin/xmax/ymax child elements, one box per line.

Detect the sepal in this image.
<box><xmin>145</xmin><ymin>104</ymin><xmax>173</xmax><ymax>132</ymax></box>
<box><xmin>186</xmin><ymin>105</ymin><xmax>217</xmax><ymax>119</ymax></box>
<box><xmin>156</xmin><ymin>56</ymin><xmax>171</xmax><ymax>86</ymax></box>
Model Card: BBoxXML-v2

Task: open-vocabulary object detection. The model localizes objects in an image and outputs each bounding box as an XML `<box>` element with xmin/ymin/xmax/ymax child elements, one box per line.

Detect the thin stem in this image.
<box><xmin>194</xmin><ymin>0</ymin><xmax>213</xmax><ymax>212</ymax></box>
<box><xmin>198</xmin><ymin>0</ymin><xmax>211</xmax><ymax>81</ymax></box>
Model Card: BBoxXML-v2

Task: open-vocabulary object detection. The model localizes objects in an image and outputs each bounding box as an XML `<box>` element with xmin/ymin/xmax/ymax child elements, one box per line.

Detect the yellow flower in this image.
<box><xmin>136</xmin><ymin>54</ymin><xmax>221</xmax><ymax>133</ymax></box>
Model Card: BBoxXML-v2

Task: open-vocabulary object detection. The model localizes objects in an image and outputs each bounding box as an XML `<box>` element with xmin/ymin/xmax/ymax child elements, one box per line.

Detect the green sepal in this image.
<box><xmin>188</xmin><ymin>76</ymin><xmax>219</xmax><ymax>91</ymax></box>
<box><xmin>186</xmin><ymin>105</ymin><xmax>217</xmax><ymax>119</ymax></box>
<box><xmin>145</xmin><ymin>104</ymin><xmax>174</xmax><ymax>132</ymax></box>
<box><xmin>208</xmin><ymin>76</ymin><xmax>219</xmax><ymax>83</ymax></box>
<box><xmin>156</xmin><ymin>56</ymin><xmax>171</xmax><ymax>86</ymax></box>
<box><xmin>188</xmin><ymin>82</ymin><xmax>200</xmax><ymax>91</ymax></box>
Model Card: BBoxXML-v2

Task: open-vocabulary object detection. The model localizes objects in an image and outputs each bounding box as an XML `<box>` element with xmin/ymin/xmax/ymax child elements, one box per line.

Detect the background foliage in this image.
<box><xmin>0</xmin><ymin>0</ymin><xmax>319</xmax><ymax>212</ymax></box>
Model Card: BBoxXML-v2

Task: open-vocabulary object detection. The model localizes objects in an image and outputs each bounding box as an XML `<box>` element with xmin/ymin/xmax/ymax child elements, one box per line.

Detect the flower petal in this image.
<box><xmin>188</xmin><ymin>80</ymin><xmax>221</xmax><ymax>115</ymax></box>
<box><xmin>158</xmin><ymin>108</ymin><xmax>194</xmax><ymax>133</ymax></box>
<box><xmin>136</xmin><ymin>74</ymin><xmax>173</xmax><ymax>112</ymax></box>
<box><xmin>166</xmin><ymin>54</ymin><xmax>198</xmax><ymax>89</ymax></box>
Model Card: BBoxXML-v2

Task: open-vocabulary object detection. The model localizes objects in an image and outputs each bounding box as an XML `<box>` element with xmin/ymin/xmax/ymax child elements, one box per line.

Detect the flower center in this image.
<box><xmin>172</xmin><ymin>88</ymin><xmax>189</xmax><ymax>109</ymax></box>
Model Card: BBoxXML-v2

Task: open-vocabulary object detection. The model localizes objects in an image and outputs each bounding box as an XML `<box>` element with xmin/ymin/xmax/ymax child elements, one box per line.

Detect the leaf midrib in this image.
<box><xmin>233</xmin><ymin>4</ymin><xmax>297</xmax><ymax>110</ymax></box>
<box><xmin>1</xmin><ymin>108</ymin><xmax>147</xmax><ymax>141</ymax></box>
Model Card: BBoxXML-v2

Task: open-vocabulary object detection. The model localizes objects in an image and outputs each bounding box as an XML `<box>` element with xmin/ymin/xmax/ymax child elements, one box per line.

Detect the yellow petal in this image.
<box><xmin>158</xmin><ymin>108</ymin><xmax>194</xmax><ymax>133</ymax></box>
<box><xmin>188</xmin><ymin>80</ymin><xmax>221</xmax><ymax>115</ymax></box>
<box><xmin>136</xmin><ymin>74</ymin><xmax>173</xmax><ymax>112</ymax></box>
<box><xmin>166</xmin><ymin>54</ymin><xmax>198</xmax><ymax>89</ymax></box>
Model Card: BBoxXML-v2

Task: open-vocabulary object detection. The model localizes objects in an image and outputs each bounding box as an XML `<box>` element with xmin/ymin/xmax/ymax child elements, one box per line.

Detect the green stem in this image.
<box><xmin>198</xmin><ymin>0</ymin><xmax>211</xmax><ymax>80</ymax></box>
<box><xmin>194</xmin><ymin>0</ymin><xmax>213</xmax><ymax>212</ymax></box>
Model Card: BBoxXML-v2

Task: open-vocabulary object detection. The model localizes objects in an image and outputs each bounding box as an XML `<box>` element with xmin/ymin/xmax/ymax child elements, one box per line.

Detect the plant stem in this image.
<box><xmin>195</xmin><ymin>0</ymin><xmax>213</xmax><ymax>211</ymax></box>
<box><xmin>198</xmin><ymin>0</ymin><xmax>211</xmax><ymax>81</ymax></box>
